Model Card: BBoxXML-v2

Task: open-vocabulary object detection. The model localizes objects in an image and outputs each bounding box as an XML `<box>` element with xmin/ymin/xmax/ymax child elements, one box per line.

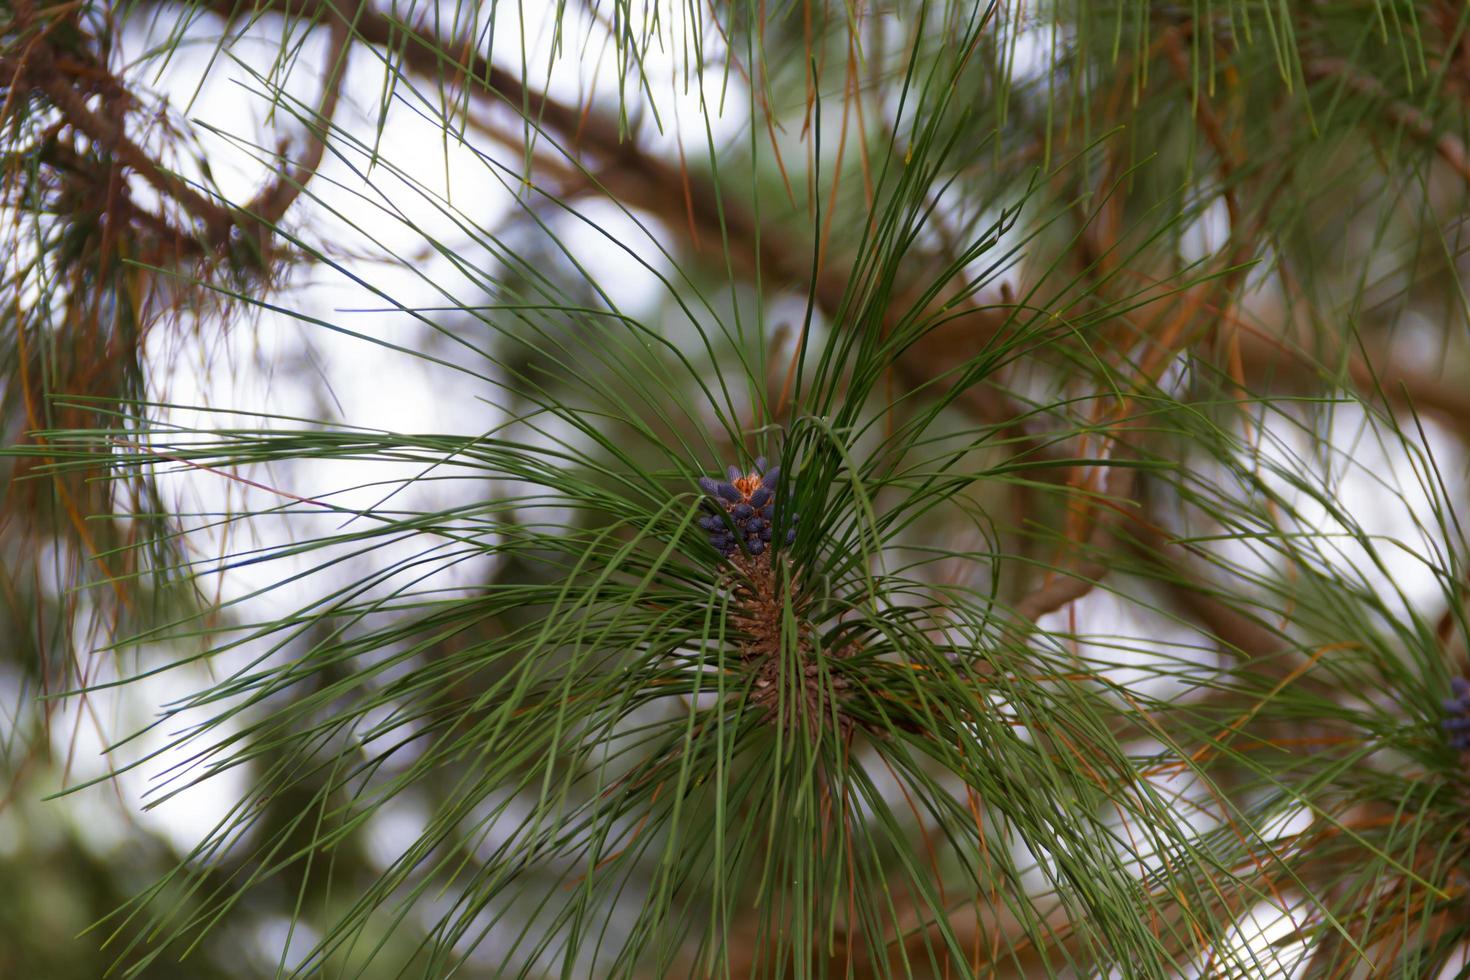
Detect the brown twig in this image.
<box><xmin>6</xmin><ymin>0</ymin><xmax>357</xmax><ymax>269</ymax></box>
<box><xmin>1306</xmin><ymin>56</ymin><xmax>1470</xmax><ymax>188</ymax></box>
<box><xmin>243</xmin><ymin>4</ymin><xmax>355</xmax><ymax>229</ymax></box>
<box><xmin>191</xmin><ymin>0</ymin><xmax>1048</xmax><ymax>452</ymax></box>
<box><xmin>1011</xmin><ymin>26</ymin><xmax>1268</xmax><ymax>624</ymax></box>
<box><xmin>27</xmin><ymin>50</ymin><xmax>236</xmax><ymax>240</ymax></box>
<box><xmin>1014</xmin><ymin>456</ymin><xmax>1140</xmax><ymax>622</ymax></box>
<box><xmin>1232</xmin><ymin>325</ymin><xmax>1470</xmax><ymax>442</ymax></box>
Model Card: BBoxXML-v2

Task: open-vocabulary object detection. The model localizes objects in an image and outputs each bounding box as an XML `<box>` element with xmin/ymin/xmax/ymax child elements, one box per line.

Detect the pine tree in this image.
<box><xmin>2</xmin><ymin>0</ymin><xmax>1469</xmax><ymax>976</ymax></box>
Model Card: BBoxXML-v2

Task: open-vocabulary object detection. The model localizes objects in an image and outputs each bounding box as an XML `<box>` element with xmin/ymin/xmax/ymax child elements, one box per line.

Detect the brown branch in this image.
<box><xmin>1011</xmin><ymin>24</ymin><xmax>1274</xmax><ymax>625</ymax></box>
<box><xmin>31</xmin><ymin>130</ymin><xmax>203</xmax><ymax>252</ymax></box>
<box><xmin>1232</xmin><ymin>326</ymin><xmax>1470</xmax><ymax>442</ymax></box>
<box><xmin>172</xmin><ymin>1</ymin><xmax>1470</xmax><ymax>646</ymax></box>
<box><xmin>243</xmin><ymin>4</ymin><xmax>355</xmax><ymax>227</ymax></box>
<box><xmin>7</xmin><ymin>0</ymin><xmax>356</xmax><ymax>268</ymax></box>
<box><xmin>1306</xmin><ymin>56</ymin><xmax>1470</xmax><ymax>188</ymax></box>
<box><xmin>1011</xmin><ymin>30</ymin><xmax>1470</xmax><ymax>631</ymax></box>
<box><xmin>27</xmin><ymin>50</ymin><xmax>236</xmax><ymax>240</ymax></box>
<box><xmin>1010</xmin><ymin>266</ymin><xmax>1241</xmax><ymax>621</ymax></box>
<box><xmin>27</xmin><ymin>0</ymin><xmax>1445</xmax><ymax>661</ymax></box>
<box><xmin>1127</xmin><ymin>505</ymin><xmax>1292</xmax><ymax>663</ymax></box>
<box><xmin>1014</xmin><ymin>458</ymin><xmax>1140</xmax><ymax>622</ymax></box>
<box><xmin>21</xmin><ymin>3</ymin><xmax>1467</xmax><ymax>453</ymax></box>
<box><xmin>195</xmin><ymin>0</ymin><xmax>1041</xmax><ymax>447</ymax></box>
<box><xmin>998</xmin><ymin>38</ymin><xmax>1470</xmax><ymax>631</ymax></box>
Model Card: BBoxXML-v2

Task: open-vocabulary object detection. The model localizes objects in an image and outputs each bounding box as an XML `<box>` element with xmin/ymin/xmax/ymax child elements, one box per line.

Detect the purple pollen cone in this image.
<box><xmin>1442</xmin><ymin>676</ymin><xmax>1470</xmax><ymax>751</ymax></box>
<box><xmin>695</xmin><ymin>459</ymin><xmax>799</xmax><ymax>559</ymax></box>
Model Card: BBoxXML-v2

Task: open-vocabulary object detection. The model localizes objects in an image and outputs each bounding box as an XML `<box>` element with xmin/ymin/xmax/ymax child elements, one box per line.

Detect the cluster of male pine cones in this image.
<box><xmin>696</xmin><ymin>458</ymin><xmax>797</xmax><ymax>558</ymax></box>
<box><xmin>1443</xmin><ymin>676</ymin><xmax>1470</xmax><ymax>752</ymax></box>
